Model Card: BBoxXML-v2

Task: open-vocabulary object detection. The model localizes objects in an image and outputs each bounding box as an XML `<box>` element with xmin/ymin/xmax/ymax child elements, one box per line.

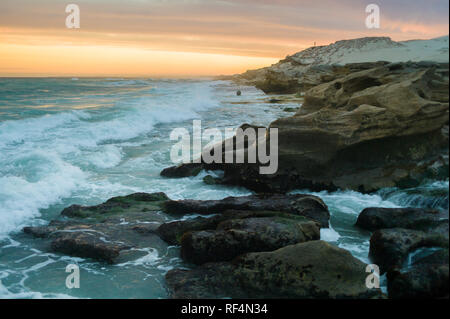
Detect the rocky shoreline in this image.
<box><xmin>23</xmin><ymin>191</ymin><xmax>448</xmax><ymax>298</ymax></box>
<box><xmin>165</xmin><ymin>61</ymin><xmax>449</xmax><ymax>193</ymax></box>
<box><xmin>22</xmin><ymin>37</ymin><xmax>449</xmax><ymax>299</ymax></box>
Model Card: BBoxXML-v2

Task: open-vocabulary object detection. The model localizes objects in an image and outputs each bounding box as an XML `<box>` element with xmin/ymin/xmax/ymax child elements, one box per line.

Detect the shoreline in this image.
<box><xmin>1</xmin><ymin>35</ymin><xmax>449</xmax><ymax>299</ymax></box>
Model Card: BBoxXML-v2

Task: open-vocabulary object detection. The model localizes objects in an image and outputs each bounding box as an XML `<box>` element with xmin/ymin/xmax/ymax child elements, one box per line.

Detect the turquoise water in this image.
<box><xmin>0</xmin><ymin>78</ymin><xmax>448</xmax><ymax>298</ymax></box>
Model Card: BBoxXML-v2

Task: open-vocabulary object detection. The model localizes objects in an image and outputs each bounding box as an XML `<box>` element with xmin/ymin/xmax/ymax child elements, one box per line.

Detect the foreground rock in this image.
<box><xmin>23</xmin><ymin>192</ymin><xmax>328</xmax><ymax>264</ymax></box>
<box><xmin>166</xmin><ymin>240</ymin><xmax>382</xmax><ymax>299</ymax></box>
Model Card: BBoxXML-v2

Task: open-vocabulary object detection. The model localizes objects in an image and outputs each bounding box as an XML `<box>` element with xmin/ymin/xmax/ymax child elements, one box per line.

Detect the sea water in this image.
<box><xmin>0</xmin><ymin>78</ymin><xmax>448</xmax><ymax>298</ymax></box>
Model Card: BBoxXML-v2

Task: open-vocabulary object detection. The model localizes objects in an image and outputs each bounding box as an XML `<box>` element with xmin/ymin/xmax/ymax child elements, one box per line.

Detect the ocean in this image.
<box><xmin>0</xmin><ymin>78</ymin><xmax>448</xmax><ymax>298</ymax></box>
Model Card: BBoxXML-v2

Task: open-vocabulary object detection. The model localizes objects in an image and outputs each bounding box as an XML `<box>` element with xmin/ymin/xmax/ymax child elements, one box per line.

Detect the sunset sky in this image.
<box><xmin>0</xmin><ymin>0</ymin><xmax>448</xmax><ymax>77</ymax></box>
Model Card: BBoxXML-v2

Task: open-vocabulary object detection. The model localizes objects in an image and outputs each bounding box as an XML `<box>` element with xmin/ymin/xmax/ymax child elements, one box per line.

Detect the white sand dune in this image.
<box><xmin>285</xmin><ymin>35</ymin><xmax>449</xmax><ymax>66</ymax></box>
<box><xmin>238</xmin><ymin>36</ymin><xmax>449</xmax><ymax>80</ymax></box>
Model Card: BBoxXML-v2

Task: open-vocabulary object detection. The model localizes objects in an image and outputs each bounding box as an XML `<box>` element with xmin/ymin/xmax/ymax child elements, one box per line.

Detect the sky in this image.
<box><xmin>0</xmin><ymin>0</ymin><xmax>448</xmax><ymax>77</ymax></box>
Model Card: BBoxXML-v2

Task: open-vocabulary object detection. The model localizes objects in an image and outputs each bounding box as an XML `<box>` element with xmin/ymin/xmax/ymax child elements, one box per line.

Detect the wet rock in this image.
<box><xmin>61</xmin><ymin>192</ymin><xmax>169</xmax><ymax>219</ymax></box>
<box><xmin>369</xmin><ymin>227</ymin><xmax>449</xmax><ymax>273</ymax></box>
<box><xmin>24</xmin><ymin>220</ymin><xmax>166</xmax><ymax>264</ymax></box>
<box><xmin>162</xmin><ymin>193</ymin><xmax>330</xmax><ymax>227</ymax></box>
<box><xmin>387</xmin><ymin>249</ymin><xmax>449</xmax><ymax>299</ymax></box>
<box><xmin>166</xmin><ymin>241</ymin><xmax>382</xmax><ymax>299</ymax></box>
<box><xmin>283</xmin><ymin>107</ymin><xmax>298</xmax><ymax>112</ymax></box>
<box><xmin>356</xmin><ymin>207</ymin><xmax>446</xmax><ymax>231</ymax></box>
<box><xmin>24</xmin><ymin>192</ymin><xmax>171</xmax><ymax>263</ymax></box>
<box><xmin>50</xmin><ymin>231</ymin><xmax>131</xmax><ymax>264</ymax></box>
<box><xmin>180</xmin><ymin>216</ymin><xmax>320</xmax><ymax>264</ymax></box>
<box><xmin>157</xmin><ymin>210</ymin><xmax>301</xmax><ymax>245</ymax></box>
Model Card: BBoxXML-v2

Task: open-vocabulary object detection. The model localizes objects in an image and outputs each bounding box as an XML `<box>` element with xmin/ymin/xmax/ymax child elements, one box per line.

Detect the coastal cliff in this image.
<box><xmin>168</xmin><ymin>60</ymin><xmax>449</xmax><ymax>193</ymax></box>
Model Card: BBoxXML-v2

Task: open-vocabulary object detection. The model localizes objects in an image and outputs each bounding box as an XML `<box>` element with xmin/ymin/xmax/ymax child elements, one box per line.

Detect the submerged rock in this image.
<box><xmin>166</xmin><ymin>241</ymin><xmax>382</xmax><ymax>299</ymax></box>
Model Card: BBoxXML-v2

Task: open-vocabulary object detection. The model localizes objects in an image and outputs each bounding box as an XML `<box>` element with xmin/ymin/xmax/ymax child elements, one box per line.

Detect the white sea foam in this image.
<box><xmin>0</xmin><ymin>151</ymin><xmax>87</xmax><ymax>238</ymax></box>
<box><xmin>0</xmin><ymin>81</ymin><xmax>222</xmax><ymax>238</ymax></box>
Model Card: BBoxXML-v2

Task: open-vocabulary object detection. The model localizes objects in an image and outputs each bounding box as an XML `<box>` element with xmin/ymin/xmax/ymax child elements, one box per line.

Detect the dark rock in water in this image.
<box><xmin>236</xmin><ymin>90</ymin><xmax>242</xmax><ymax>96</ymax></box>
<box><xmin>162</xmin><ymin>193</ymin><xmax>330</xmax><ymax>227</ymax></box>
<box><xmin>180</xmin><ymin>216</ymin><xmax>320</xmax><ymax>264</ymax></box>
<box><xmin>369</xmin><ymin>226</ymin><xmax>449</xmax><ymax>273</ymax></box>
<box><xmin>166</xmin><ymin>241</ymin><xmax>382</xmax><ymax>299</ymax></box>
<box><xmin>387</xmin><ymin>249</ymin><xmax>449</xmax><ymax>299</ymax></box>
<box><xmin>356</xmin><ymin>207</ymin><xmax>446</xmax><ymax>231</ymax></box>
<box><xmin>160</xmin><ymin>163</ymin><xmax>203</xmax><ymax>178</ymax></box>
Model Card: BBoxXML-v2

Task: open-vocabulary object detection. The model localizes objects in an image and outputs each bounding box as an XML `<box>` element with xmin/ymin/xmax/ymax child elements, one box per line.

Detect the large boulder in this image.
<box><xmin>180</xmin><ymin>216</ymin><xmax>320</xmax><ymax>264</ymax></box>
<box><xmin>157</xmin><ymin>209</ymin><xmax>306</xmax><ymax>245</ymax></box>
<box><xmin>166</xmin><ymin>241</ymin><xmax>382</xmax><ymax>299</ymax></box>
